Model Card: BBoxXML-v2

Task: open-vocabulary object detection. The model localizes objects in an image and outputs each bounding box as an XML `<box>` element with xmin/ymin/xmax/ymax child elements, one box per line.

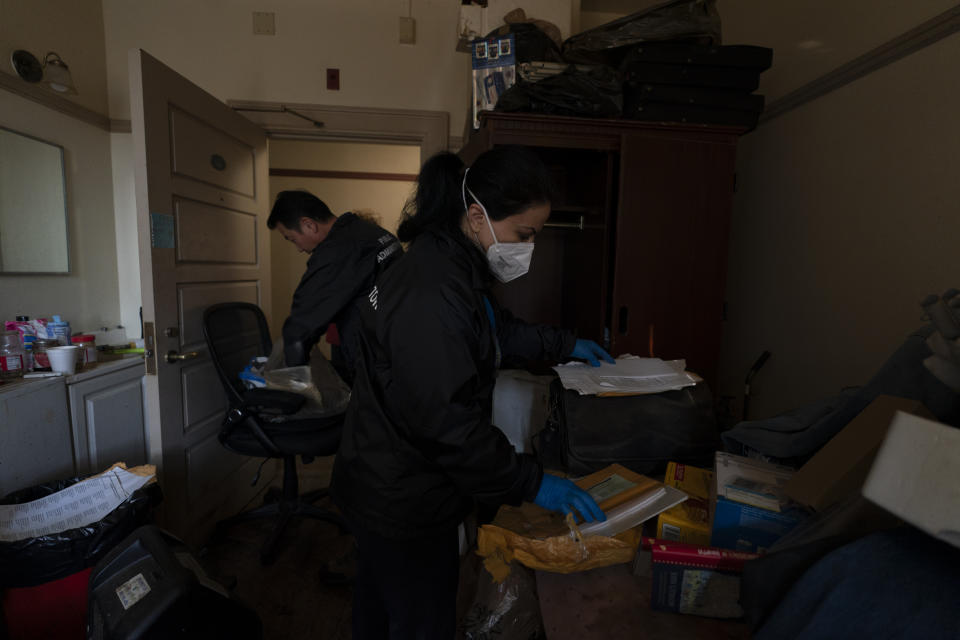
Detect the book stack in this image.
<box><xmin>710</xmin><ymin>452</ymin><xmax>805</xmax><ymax>553</ymax></box>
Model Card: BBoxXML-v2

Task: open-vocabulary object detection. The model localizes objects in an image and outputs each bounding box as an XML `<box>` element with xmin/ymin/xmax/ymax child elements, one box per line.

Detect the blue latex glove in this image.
<box><xmin>570</xmin><ymin>339</ymin><xmax>615</xmax><ymax>367</ymax></box>
<box><xmin>534</xmin><ymin>473</ymin><xmax>606</xmax><ymax>523</ymax></box>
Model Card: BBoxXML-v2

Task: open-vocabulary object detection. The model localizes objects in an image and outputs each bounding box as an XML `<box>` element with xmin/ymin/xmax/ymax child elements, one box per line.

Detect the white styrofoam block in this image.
<box><xmin>89</xmin><ymin>327</ymin><xmax>130</xmax><ymax>346</ymax></box>
<box><xmin>491</xmin><ymin>370</ymin><xmax>553</xmax><ymax>454</ymax></box>
<box><xmin>862</xmin><ymin>411</ymin><xmax>960</xmax><ymax>549</ymax></box>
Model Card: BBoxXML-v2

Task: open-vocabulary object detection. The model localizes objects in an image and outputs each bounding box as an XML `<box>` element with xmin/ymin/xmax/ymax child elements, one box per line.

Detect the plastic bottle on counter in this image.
<box><xmin>0</xmin><ymin>331</ymin><xmax>25</xmax><ymax>380</ymax></box>
<box><xmin>22</xmin><ymin>335</ymin><xmax>36</xmax><ymax>372</ymax></box>
<box><xmin>48</xmin><ymin>315</ymin><xmax>72</xmax><ymax>345</ymax></box>
<box><xmin>71</xmin><ymin>334</ymin><xmax>97</xmax><ymax>369</ymax></box>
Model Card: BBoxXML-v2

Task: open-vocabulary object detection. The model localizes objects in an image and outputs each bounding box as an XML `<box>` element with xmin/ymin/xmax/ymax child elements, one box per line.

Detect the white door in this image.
<box><xmin>129</xmin><ymin>50</ymin><xmax>271</xmax><ymax>541</ymax></box>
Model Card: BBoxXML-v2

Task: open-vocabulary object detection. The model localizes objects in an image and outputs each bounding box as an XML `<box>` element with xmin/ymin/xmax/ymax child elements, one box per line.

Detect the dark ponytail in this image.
<box><xmin>397</xmin><ymin>152</ymin><xmax>465</xmax><ymax>242</ymax></box>
<box><xmin>398</xmin><ymin>146</ymin><xmax>554</xmax><ymax>243</ymax></box>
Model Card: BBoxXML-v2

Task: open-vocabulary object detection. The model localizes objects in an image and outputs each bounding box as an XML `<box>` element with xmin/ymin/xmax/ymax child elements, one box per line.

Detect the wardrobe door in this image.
<box><xmin>610</xmin><ymin>131</ymin><xmax>738</xmax><ymax>388</ymax></box>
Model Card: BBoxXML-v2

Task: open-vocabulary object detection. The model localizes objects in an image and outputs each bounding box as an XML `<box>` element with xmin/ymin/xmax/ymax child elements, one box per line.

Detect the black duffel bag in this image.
<box><xmin>543</xmin><ymin>379</ymin><xmax>720</xmax><ymax>477</ymax></box>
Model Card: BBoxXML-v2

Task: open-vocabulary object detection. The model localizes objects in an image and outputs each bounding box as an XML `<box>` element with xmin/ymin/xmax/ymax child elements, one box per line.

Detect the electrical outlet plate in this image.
<box><xmin>253</xmin><ymin>12</ymin><xmax>275</xmax><ymax>35</ymax></box>
<box><xmin>399</xmin><ymin>16</ymin><xmax>416</xmax><ymax>44</ymax></box>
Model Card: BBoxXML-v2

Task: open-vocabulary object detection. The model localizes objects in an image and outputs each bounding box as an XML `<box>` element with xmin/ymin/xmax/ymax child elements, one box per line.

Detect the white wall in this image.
<box><xmin>0</xmin><ymin>90</ymin><xmax>120</xmax><ymax>332</ymax></box>
<box><xmin>723</xmin><ymin>0</ymin><xmax>959</xmax><ymax>102</ymax></box>
<box><xmin>717</xmin><ymin>25</ymin><xmax>960</xmax><ymax>418</ymax></box>
<box><xmin>268</xmin><ymin>139</ymin><xmax>419</xmax><ymax>335</ymax></box>
<box><xmin>110</xmin><ymin>133</ymin><xmax>141</xmax><ymax>339</ymax></box>
<box><xmin>101</xmin><ymin>0</ymin><xmax>574</xmax><ymax>138</ymax></box>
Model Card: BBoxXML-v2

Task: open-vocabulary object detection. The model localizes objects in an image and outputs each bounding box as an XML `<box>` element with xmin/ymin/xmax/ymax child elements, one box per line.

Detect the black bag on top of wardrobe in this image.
<box><xmin>543</xmin><ymin>379</ymin><xmax>721</xmax><ymax>478</ymax></box>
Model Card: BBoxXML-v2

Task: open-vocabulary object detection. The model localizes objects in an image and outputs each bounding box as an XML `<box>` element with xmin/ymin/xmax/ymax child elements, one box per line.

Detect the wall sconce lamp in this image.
<box><xmin>10</xmin><ymin>50</ymin><xmax>77</xmax><ymax>95</ymax></box>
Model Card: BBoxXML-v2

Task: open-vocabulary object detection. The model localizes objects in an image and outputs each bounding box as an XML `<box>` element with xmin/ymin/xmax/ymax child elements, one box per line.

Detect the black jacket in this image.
<box><xmin>282</xmin><ymin>212</ymin><xmax>401</xmax><ymax>374</ymax></box>
<box><xmin>330</xmin><ymin>228</ymin><xmax>576</xmax><ymax>539</ymax></box>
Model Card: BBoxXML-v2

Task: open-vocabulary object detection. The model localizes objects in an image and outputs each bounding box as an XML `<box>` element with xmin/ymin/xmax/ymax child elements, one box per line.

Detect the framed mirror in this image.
<box><xmin>0</xmin><ymin>126</ymin><xmax>69</xmax><ymax>273</ymax></box>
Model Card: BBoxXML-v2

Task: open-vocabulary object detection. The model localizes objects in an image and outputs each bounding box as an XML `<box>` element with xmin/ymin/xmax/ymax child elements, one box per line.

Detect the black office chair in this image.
<box><xmin>202</xmin><ymin>302</ymin><xmax>347</xmax><ymax>565</ymax></box>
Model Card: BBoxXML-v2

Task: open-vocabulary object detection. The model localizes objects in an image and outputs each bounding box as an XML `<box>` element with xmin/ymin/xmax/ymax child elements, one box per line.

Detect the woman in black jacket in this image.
<box><xmin>331</xmin><ymin>147</ymin><xmax>613</xmax><ymax>639</ymax></box>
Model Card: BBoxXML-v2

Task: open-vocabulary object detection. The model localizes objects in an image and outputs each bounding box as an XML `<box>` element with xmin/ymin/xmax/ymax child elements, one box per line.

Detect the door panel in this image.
<box><xmin>184</xmin><ymin>431</ymin><xmax>249</xmax><ymax>509</ymax></box>
<box><xmin>130</xmin><ymin>49</ymin><xmax>270</xmax><ymax>541</ymax></box>
<box><xmin>169</xmin><ymin>108</ymin><xmax>256</xmax><ymax>196</ymax></box>
<box><xmin>611</xmin><ymin>132</ymin><xmax>736</xmax><ymax>388</ymax></box>
<box><xmin>174</xmin><ymin>198</ymin><xmax>258</xmax><ymax>264</ymax></box>
<box><xmin>177</xmin><ymin>281</ymin><xmax>259</xmax><ymax>348</ymax></box>
<box><xmin>180</xmin><ymin>361</ymin><xmax>227</xmax><ymax>432</ymax></box>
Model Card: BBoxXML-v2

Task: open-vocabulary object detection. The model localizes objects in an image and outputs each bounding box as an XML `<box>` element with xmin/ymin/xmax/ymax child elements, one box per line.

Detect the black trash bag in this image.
<box><xmin>485</xmin><ymin>22</ymin><xmax>562</xmax><ymax>63</ymax></box>
<box><xmin>562</xmin><ymin>0</ymin><xmax>721</xmax><ymax>65</ymax></box>
<box><xmin>462</xmin><ymin>565</ymin><xmax>545</xmax><ymax>640</ymax></box>
<box><xmin>0</xmin><ymin>477</ymin><xmax>162</xmax><ymax>588</ymax></box>
<box><xmin>496</xmin><ymin>65</ymin><xmax>622</xmax><ymax>119</ymax></box>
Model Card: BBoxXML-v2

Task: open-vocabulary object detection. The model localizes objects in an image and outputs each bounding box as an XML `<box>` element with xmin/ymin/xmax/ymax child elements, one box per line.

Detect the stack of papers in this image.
<box><xmin>0</xmin><ymin>465</ymin><xmax>154</xmax><ymax>542</ymax></box>
<box><xmin>553</xmin><ymin>356</ymin><xmax>697</xmax><ymax>396</ymax></box>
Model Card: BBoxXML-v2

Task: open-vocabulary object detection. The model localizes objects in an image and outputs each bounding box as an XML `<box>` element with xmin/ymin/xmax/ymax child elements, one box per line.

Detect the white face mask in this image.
<box><xmin>462</xmin><ymin>171</ymin><xmax>535</xmax><ymax>283</ymax></box>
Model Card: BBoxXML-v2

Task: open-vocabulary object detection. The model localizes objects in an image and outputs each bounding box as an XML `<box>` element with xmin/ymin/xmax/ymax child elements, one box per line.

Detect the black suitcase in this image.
<box><xmin>624</xmin><ymin>82</ymin><xmax>765</xmax><ymax>112</ymax></box>
<box><xmin>621</xmin><ymin>61</ymin><xmax>761</xmax><ymax>91</ymax></box>
<box><xmin>622</xmin><ymin>101</ymin><xmax>761</xmax><ymax>128</ymax></box>
<box><xmin>87</xmin><ymin>525</ymin><xmax>262</xmax><ymax>639</ymax></box>
<box><xmin>545</xmin><ymin>379</ymin><xmax>721</xmax><ymax>478</ymax></box>
<box><xmin>621</xmin><ymin>43</ymin><xmax>773</xmax><ymax>70</ymax></box>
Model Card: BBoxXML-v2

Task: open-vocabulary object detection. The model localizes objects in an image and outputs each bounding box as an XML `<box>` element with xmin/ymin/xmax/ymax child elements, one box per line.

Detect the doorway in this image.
<box><xmin>267</xmin><ymin>138</ymin><xmax>420</xmax><ymax>347</ymax></box>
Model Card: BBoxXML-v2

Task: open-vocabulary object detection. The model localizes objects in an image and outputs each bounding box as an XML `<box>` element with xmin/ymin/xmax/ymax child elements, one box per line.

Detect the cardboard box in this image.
<box><xmin>863</xmin><ymin>411</ymin><xmax>960</xmax><ymax>550</ymax></box>
<box><xmin>656</xmin><ymin>462</ymin><xmax>713</xmax><ymax>545</ymax></box>
<box><xmin>785</xmin><ymin>395</ymin><xmax>934</xmax><ymax>512</ymax></box>
<box><xmin>710</xmin><ymin>496</ymin><xmax>804</xmax><ymax>553</ymax></box>
<box><xmin>646</xmin><ymin>537</ymin><xmax>759</xmax><ymax>618</ymax></box>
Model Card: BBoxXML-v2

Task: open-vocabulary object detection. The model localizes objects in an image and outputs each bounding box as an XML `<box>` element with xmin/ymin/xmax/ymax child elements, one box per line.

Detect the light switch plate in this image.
<box><xmin>399</xmin><ymin>16</ymin><xmax>416</xmax><ymax>45</ymax></box>
<box><xmin>253</xmin><ymin>12</ymin><xmax>275</xmax><ymax>35</ymax></box>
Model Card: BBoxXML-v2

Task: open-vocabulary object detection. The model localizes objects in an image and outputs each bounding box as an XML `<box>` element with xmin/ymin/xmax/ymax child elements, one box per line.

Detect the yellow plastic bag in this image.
<box><xmin>477</xmin><ymin>465</ymin><xmax>661</xmax><ymax>582</ymax></box>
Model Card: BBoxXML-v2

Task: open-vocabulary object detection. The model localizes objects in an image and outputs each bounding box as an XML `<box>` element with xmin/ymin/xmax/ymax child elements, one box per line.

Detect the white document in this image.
<box><xmin>577</xmin><ymin>485</ymin><xmax>688</xmax><ymax>538</ymax></box>
<box><xmin>553</xmin><ymin>356</ymin><xmax>697</xmax><ymax>395</ymax></box>
<box><xmin>0</xmin><ymin>466</ymin><xmax>153</xmax><ymax>542</ymax></box>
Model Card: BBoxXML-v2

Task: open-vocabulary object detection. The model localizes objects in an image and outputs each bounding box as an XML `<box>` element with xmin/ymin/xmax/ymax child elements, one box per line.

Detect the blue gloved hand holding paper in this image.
<box><xmin>570</xmin><ymin>339</ymin><xmax>615</xmax><ymax>367</ymax></box>
<box><xmin>534</xmin><ymin>473</ymin><xmax>606</xmax><ymax>523</ymax></box>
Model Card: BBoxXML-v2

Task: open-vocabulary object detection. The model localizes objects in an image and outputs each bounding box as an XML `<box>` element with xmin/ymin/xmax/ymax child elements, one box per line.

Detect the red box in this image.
<box><xmin>2</xmin><ymin>568</ymin><xmax>91</xmax><ymax>639</ymax></box>
<box><xmin>644</xmin><ymin>538</ymin><xmax>758</xmax><ymax>618</ymax></box>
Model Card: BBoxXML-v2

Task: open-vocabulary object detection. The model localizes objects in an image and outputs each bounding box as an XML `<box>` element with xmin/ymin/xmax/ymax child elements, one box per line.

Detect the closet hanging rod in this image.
<box><xmin>232</xmin><ymin>104</ymin><xmax>325</xmax><ymax>128</ymax></box>
<box><xmin>543</xmin><ymin>215</ymin><xmax>584</xmax><ymax>231</ymax></box>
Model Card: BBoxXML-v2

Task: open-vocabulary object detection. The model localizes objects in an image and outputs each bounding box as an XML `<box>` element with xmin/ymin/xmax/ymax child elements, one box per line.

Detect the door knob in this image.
<box><xmin>166</xmin><ymin>350</ymin><xmax>200</xmax><ymax>363</ymax></box>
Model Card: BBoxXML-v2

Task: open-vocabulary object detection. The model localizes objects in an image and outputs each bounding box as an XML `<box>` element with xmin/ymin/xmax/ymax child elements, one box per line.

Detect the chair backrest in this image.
<box><xmin>202</xmin><ymin>302</ymin><xmax>272</xmax><ymax>405</ymax></box>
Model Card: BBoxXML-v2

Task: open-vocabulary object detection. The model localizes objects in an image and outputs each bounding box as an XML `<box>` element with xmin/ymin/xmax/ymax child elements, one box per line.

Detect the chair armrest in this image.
<box><xmin>241</xmin><ymin>388</ymin><xmax>306</xmax><ymax>415</ymax></box>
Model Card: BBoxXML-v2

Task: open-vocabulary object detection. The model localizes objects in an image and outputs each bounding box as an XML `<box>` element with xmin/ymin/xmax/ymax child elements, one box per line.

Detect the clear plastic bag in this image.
<box><xmin>260</xmin><ymin>338</ymin><xmax>350</xmax><ymax>420</ymax></box>
<box><xmin>562</xmin><ymin>0</ymin><xmax>721</xmax><ymax>65</ymax></box>
<box><xmin>462</xmin><ymin>564</ymin><xmax>545</xmax><ymax>640</ymax></box>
